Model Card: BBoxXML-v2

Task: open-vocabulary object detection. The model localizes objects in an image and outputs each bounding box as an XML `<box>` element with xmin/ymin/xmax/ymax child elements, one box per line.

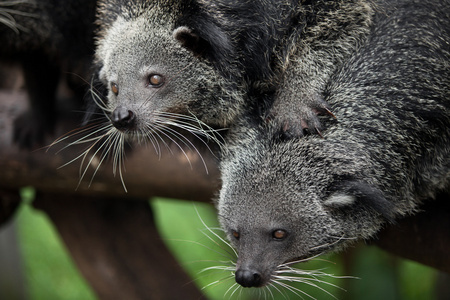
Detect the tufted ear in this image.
<box><xmin>173</xmin><ymin>26</ymin><xmax>208</xmax><ymax>57</ymax></box>
<box><xmin>324</xmin><ymin>180</ymin><xmax>396</xmax><ymax>223</ymax></box>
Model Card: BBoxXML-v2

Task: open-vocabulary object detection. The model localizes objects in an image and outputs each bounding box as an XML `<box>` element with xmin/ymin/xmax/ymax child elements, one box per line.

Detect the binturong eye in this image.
<box><xmin>232</xmin><ymin>230</ymin><xmax>240</xmax><ymax>240</ymax></box>
<box><xmin>272</xmin><ymin>229</ymin><xmax>287</xmax><ymax>240</ymax></box>
<box><xmin>148</xmin><ymin>74</ymin><xmax>164</xmax><ymax>87</ymax></box>
<box><xmin>111</xmin><ymin>82</ymin><xmax>119</xmax><ymax>95</ymax></box>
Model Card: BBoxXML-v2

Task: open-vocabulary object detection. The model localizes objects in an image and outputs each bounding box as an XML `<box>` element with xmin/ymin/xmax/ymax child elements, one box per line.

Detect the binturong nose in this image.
<box><xmin>235</xmin><ymin>268</ymin><xmax>263</xmax><ymax>288</ymax></box>
<box><xmin>111</xmin><ymin>106</ymin><xmax>136</xmax><ymax>130</ymax></box>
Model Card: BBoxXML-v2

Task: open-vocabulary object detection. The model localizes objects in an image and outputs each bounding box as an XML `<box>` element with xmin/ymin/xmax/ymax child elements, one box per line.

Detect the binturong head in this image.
<box><xmin>217</xmin><ymin>125</ymin><xmax>396</xmax><ymax>288</ymax></box>
<box><xmin>93</xmin><ymin>0</ymin><xmax>244</xmax><ymax>139</ymax></box>
<box><xmin>69</xmin><ymin>0</ymin><xmax>246</xmax><ymax>189</ymax></box>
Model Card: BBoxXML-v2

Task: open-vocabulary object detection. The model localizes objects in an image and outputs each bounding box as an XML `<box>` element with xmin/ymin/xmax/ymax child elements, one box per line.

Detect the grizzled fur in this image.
<box><xmin>199</xmin><ymin>0</ymin><xmax>374</xmax><ymax>137</ymax></box>
<box><xmin>0</xmin><ymin>0</ymin><xmax>97</xmax><ymax>147</ymax></box>
<box><xmin>92</xmin><ymin>0</ymin><xmax>376</xmax><ymax>141</ymax></box>
<box><xmin>218</xmin><ymin>0</ymin><xmax>449</xmax><ymax>288</ymax></box>
<box><xmin>269</xmin><ymin>0</ymin><xmax>374</xmax><ymax>137</ymax></box>
<box><xmin>92</xmin><ymin>0</ymin><xmax>245</xmax><ymax>133</ymax></box>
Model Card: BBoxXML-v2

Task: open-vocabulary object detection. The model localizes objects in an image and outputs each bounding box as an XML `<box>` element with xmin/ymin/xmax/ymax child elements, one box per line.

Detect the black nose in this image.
<box><xmin>111</xmin><ymin>106</ymin><xmax>135</xmax><ymax>130</ymax></box>
<box><xmin>235</xmin><ymin>268</ymin><xmax>262</xmax><ymax>288</ymax></box>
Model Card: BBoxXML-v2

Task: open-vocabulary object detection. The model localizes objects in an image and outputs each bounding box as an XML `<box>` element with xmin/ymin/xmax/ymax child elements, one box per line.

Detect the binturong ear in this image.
<box><xmin>173</xmin><ymin>26</ymin><xmax>207</xmax><ymax>57</ymax></box>
<box><xmin>324</xmin><ymin>180</ymin><xmax>396</xmax><ymax>223</ymax></box>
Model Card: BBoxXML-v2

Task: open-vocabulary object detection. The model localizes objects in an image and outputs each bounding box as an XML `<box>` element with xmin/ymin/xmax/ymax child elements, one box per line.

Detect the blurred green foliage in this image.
<box><xmin>12</xmin><ymin>188</ymin><xmax>441</xmax><ymax>300</ymax></box>
<box><xmin>16</xmin><ymin>188</ymin><xmax>96</xmax><ymax>300</ymax></box>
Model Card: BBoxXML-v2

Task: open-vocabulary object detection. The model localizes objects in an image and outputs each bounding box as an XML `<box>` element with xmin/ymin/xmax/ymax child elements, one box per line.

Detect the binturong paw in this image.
<box><xmin>268</xmin><ymin>93</ymin><xmax>335</xmax><ymax>139</ymax></box>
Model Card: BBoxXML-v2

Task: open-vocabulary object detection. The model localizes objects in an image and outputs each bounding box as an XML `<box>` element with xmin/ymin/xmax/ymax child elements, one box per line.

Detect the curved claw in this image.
<box><xmin>324</xmin><ymin>107</ymin><xmax>337</xmax><ymax>119</ymax></box>
<box><xmin>315</xmin><ymin>127</ymin><xmax>324</xmax><ymax>138</ymax></box>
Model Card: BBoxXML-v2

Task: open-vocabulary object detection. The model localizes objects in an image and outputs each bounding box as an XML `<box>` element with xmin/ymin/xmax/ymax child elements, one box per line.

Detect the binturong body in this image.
<box><xmin>268</xmin><ymin>0</ymin><xmax>373</xmax><ymax>137</ymax></box>
<box><xmin>202</xmin><ymin>0</ymin><xmax>374</xmax><ymax>138</ymax></box>
<box><xmin>91</xmin><ymin>0</ymin><xmax>373</xmax><ymax>143</ymax></box>
<box><xmin>217</xmin><ymin>0</ymin><xmax>450</xmax><ymax>289</ymax></box>
<box><xmin>0</xmin><ymin>0</ymin><xmax>97</xmax><ymax>147</ymax></box>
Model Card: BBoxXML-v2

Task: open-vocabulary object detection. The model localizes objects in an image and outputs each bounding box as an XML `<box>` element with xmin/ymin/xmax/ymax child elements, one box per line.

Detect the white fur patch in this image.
<box><xmin>324</xmin><ymin>193</ymin><xmax>356</xmax><ymax>207</ymax></box>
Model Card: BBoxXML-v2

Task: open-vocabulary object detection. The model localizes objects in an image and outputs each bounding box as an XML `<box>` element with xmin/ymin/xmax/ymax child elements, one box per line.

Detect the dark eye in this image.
<box><xmin>232</xmin><ymin>230</ymin><xmax>240</xmax><ymax>240</ymax></box>
<box><xmin>272</xmin><ymin>229</ymin><xmax>287</xmax><ymax>240</ymax></box>
<box><xmin>148</xmin><ymin>74</ymin><xmax>164</xmax><ymax>87</ymax></box>
<box><xmin>111</xmin><ymin>82</ymin><xmax>119</xmax><ymax>95</ymax></box>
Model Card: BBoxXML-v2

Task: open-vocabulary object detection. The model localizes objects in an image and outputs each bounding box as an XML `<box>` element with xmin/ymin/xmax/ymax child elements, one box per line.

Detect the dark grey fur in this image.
<box><xmin>199</xmin><ymin>0</ymin><xmax>374</xmax><ymax>138</ymax></box>
<box><xmin>0</xmin><ymin>0</ymin><xmax>97</xmax><ymax>147</ymax></box>
<box><xmin>268</xmin><ymin>0</ymin><xmax>373</xmax><ymax>137</ymax></box>
<box><xmin>218</xmin><ymin>0</ymin><xmax>450</xmax><ymax>289</ymax></box>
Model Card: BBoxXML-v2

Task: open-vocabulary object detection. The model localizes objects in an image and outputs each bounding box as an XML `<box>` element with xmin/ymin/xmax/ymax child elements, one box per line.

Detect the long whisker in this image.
<box><xmin>75</xmin><ymin>130</ymin><xmax>117</xmax><ymax>189</ymax></box>
<box><xmin>272</xmin><ymin>280</ymin><xmax>314</xmax><ymax>300</ymax></box>
<box><xmin>194</xmin><ymin>208</ymin><xmax>238</xmax><ymax>259</ymax></box>
<box><xmin>139</xmin><ymin>125</ymin><xmax>162</xmax><ymax>157</ymax></box>
<box><xmin>153</xmin><ymin>112</ymin><xmax>224</xmax><ymax>151</ymax></box>
<box><xmin>152</xmin><ymin>123</ymin><xmax>210</xmax><ymax>173</ymax></box>
<box><xmin>157</xmin><ymin>111</ymin><xmax>224</xmax><ymax>140</ymax></box>
<box><xmin>267</xmin><ymin>282</ymin><xmax>288</xmax><ymax>300</ymax></box>
<box><xmin>273</xmin><ymin>275</ymin><xmax>340</xmax><ymax>298</ymax></box>
<box><xmin>56</xmin><ymin>126</ymin><xmax>110</xmax><ymax>170</ymax></box>
<box><xmin>90</xmin><ymin>86</ymin><xmax>110</xmax><ymax>112</ymax></box>
<box><xmin>278</xmin><ymin>253</ymin><xmax>327</xmax><ymax>268</ymax></box>
<box><xmin>111</xmin><ymin>131</ymin><xmax>127</xmax><ymax>191</ymax></box>
<box><xmin>0</xmin><ymin>1</ymin><xmax>38</xmax><ymax>33</ymax></box>
<box><xmin>159</xmin><ymin>124</ymin><xmax>210</xmax><ymax>172</ymax></box>
<box><xmin>307</xmin><ymin>234</ymin><xmax>353</xmax><ymax>252</ymax></box>
<box><xmin>88</xmin><ymin>133</ymin><xmax>116</xmax><ymax>188</ymax></box>
<box><xmin>143</xmin><ymin>123</ymin><xmax>173</xmax><ymax>157</ymax></box>
<box><xmin>226</xmin><ymin>282</ymin><xmax>242</xmax><ymax>299</ymax></box>
<box><xmin>50</xmin><ymin>121</ymin><xmax>110</xmax><ymax>151</ymax></box>
<box><xmin>151</xmin><ymin>124</ymin><xmax>195</xmax><ymax>169</ymax></box>
<box><xmin>202</xmin><ymin>275</ymin><xmax>236</xmax><ymax>292</ymax></box>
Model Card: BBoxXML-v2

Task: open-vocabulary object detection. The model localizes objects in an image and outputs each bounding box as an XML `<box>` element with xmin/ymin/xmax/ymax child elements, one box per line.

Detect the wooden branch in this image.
<box><xmin>33</xmin><ymin>194</ymin><xmax>206</xmax><ymax>300</ymax></box>
<box><xmin>0</xmin><ymin>86</ymin><xmax>221</xmax><ymax>201</ymax></box>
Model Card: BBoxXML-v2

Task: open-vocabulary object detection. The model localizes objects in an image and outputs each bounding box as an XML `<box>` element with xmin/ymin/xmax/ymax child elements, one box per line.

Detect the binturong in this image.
<box><xmin>89</xmin><ymin>0</ymin><xmax>245</xmax><ymax>141</ymax></box>
<box><xmin>217</xmin><ymin>0</ymin><xmax>450</xmax><ymax>290</ymax></box>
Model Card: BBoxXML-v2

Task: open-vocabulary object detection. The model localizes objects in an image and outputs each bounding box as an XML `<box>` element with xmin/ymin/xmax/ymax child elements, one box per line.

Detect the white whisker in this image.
<box><xmin>156</xmin><ymin>111</ymin><xmax>224</xmax><ymax>144</ymax></box>
<box><xmin>273</xmin><ymin>275</ymin><xmax>339</xmax><ymax>299</ymax></box>
<box><xmin>196</xmin><ymin>228</ymin><xmax>237</xmax><ymax>260</ymax></box>
<box><xmin>153</xmin><ymin>114</ymin><xmax>221</xmax><ymax>152</ymax></box>
<box><xmin>151</xmin><ymin>124</ymin><xmax>195</xmax><ymax>169</ymax></box>
<box><xmin>52</xmin><ymin>123</ymin><xmax>112</xmax><ymax>153</ymax></box>
<box><xmin>267</xmin><ymin>282</ymin><xmax>288</xmax><ymax>300</ymax></box>
<box><xmin>90</xmin><ymin>83</ymin><xmax>110</xmax><ymax>112</ymax></box>
<box><xmin>308</xmin><ymin>234</ymin><xmax>351</xmax><ymax>252</ymax></box>
<box><xmin>264</xmin><ymin>284</ymin><xmax>276</xmax><ymax>300</ymax></box>
<box><xmin>225</xmin><ymin>282</ymin><xmax>241</xmax><ymax>299</ymax></box>
<box><xmin>0</xmin><ymin>0</ymin><xmax>38</xmax><ymax>33</ymax></box>
<box><xmin>143</xmin><ymin>123</ymin><xmax>172</xmax><ymax>157</ymax></box>
<box><xmin>273</xmin><ymin>280</ymin><xmax>314</xmax><ymax>300</ymax></box>
<box><xmin>75</xmin><ymin>130</ymin><xmax>117</xmax><ymax>189</ymax></box>
<box><xmin>200</xmin><ymin>265</ymin><xmax>236</xmax><ymax>273</ymax></box>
